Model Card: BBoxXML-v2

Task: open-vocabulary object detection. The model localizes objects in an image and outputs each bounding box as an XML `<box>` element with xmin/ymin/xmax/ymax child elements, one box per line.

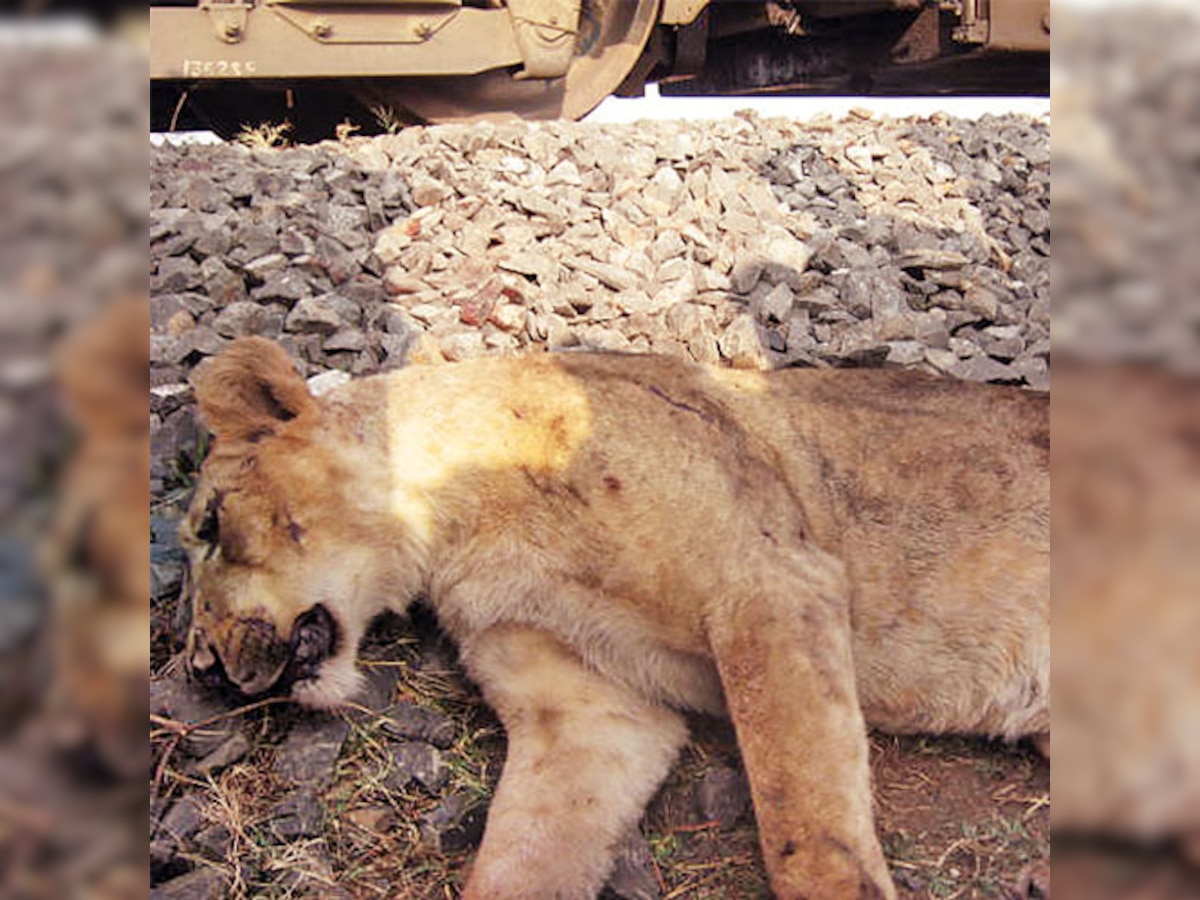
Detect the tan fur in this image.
<box><xmin>41</xmin><ymin>297</ymin><xmax>150</xmax><ymax>779</ymax></box>
<box><xmin>1051</xmin><ymin>364</ymin><xmax>1200</xmax><ymax>851</ymax></box>
<box><xmin>182</xmin><ymin>338</ymin><xmax>1049</xmax><ymax>899</ymax></box>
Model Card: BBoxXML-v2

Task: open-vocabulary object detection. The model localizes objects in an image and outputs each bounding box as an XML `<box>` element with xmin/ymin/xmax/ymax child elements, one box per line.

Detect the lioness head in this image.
<box><xmin>180</xmin><ymin>338</ymin><xmax>402</xmax><ymax>708</ymax></box>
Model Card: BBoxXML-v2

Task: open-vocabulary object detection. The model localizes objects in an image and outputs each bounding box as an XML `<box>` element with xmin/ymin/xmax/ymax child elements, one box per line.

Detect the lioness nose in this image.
<box><xmin>222</xmin><ymin>619</ymin><xmax>291</xmax><ymax>696</ymax></box>
<box><xmin>189</xmin><ymin>636</ymin><xmax>229</xmax><ymax>689</ymax></box>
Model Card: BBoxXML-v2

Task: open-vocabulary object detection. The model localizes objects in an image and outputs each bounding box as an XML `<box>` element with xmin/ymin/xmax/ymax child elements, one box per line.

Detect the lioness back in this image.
<box><xmin>760</xmin><ymin>364</ymin><xmax>1049</xmax><ymax>739</ymax></box>
<box><xmin>365</xmin><ymin>351</ymin><xmax>1049</xmax><ymax>739</ymax></box>
<box><xmin>184</xmin><ymin>343</ymin><xmax>1048</xmax><ymax>900</ymax></box>
<box><xmin>537</xmin><ymin>354</ymin><xmax>1049</xmax><ymax>740</ymax></box>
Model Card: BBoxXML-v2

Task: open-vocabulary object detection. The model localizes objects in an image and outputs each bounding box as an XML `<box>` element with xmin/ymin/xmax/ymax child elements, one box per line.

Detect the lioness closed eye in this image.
<box><xmin>181</xmin><ymin>338</ymin><xmax>1048</xmax><ymax>900</ymax></box>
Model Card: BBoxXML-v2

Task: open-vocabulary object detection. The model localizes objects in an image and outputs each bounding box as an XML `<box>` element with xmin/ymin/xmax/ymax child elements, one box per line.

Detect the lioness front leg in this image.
<box><xmin>708</xmin><ymin>549</ymin><xmax>895</xmax><ymax>900</ymax></box>
<box><xmin>459</xmin><ymin>625</ymin><xmax>688</xmax><ymax>900</ymax></box>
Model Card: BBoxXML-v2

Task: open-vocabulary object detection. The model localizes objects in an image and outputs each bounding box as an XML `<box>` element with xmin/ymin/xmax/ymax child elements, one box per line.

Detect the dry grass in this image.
<box><xmin>652</xmin><ymin>826</ymin><xmax>771</xmax><ymax>899</ymax></box>
<box><xmin>370</xmin><ymin>105</ymin><xmax>406</xmax><ymax>136</ymax></box>
<box><xmin>235</xmin><ymin>120</ymin><xmax>293</xmax><ymax>150</ymax></box>
<box><xmin>873</xmin><ymin>735</ymin><xmax>1050</xmax><ymax>898</ymax></box>
<box><xmin>151</xmin><ymin>613</ymin><xmax>1049</xmax><ymax>898</ymax></box>
<box><xmin>268</xmin><ymin>615</ymin><xmax>504</xmax><ymax>898</ymax></box>
<box><xmin>335</xmin><ymin>120</ymin><xmax>362</xmax><ymax>144</ymax></box>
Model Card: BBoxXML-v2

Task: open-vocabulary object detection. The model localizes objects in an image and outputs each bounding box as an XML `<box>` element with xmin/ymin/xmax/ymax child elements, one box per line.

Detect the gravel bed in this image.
<box><xmin>151</xmin><ymin>110</ymin><xmax>1048</xmax><ymax>491</ymax></box>
<box><xmin>150</xmin><ymin>108</ymin><xmax>1049</xmax><ymax>898</ymax></box>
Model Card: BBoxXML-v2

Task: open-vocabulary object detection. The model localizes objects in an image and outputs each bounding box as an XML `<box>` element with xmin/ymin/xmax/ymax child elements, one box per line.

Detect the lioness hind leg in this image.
<box><xmin>708</xmin><ymin>548</ymin><xmax>896</xmax><ymax>900</ymax></box>
<box><xmin>459</xmin><ymin>625</ymin><xmax>688</xmax><ymax>900</ymax></box>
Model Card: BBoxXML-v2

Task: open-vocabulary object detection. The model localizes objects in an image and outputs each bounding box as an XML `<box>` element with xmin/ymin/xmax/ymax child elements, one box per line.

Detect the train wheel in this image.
<box><xmin>353</xmin><ymin>0</ymin><xmax>660</xmax><ymax>123</ymax></box>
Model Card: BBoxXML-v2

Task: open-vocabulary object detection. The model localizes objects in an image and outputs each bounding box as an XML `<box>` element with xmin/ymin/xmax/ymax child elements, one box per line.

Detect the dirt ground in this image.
<box><xmin>632</xmin><ymin>723</ymin><xmax>1049</xmax><ymax>900</ymax></box>
<box><xmin>151</xmin><ymin>608</ymin><xmax>1050</xmax><ymax>899</ymax></box>
<box><xmin>872</xmin><ymin>735</ymin><xmax>1048</xmax><ymax>899</ymax></box>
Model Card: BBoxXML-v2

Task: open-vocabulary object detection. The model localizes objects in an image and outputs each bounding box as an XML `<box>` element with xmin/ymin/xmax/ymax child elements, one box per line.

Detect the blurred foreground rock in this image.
<box><xmin>1052</xmin><ymin>6</ymin><xmax>1200</xmax><ymax>897</ymax></box>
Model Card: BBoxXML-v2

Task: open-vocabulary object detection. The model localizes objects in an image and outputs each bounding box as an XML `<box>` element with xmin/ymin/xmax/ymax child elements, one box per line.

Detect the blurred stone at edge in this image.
<box><xmin>0</xmin><ymin>22</ymin><xmax>148</xmax><ymax>900</ymax></box>
<box><xmin>1052</xmin><ymin>5</ymin><xmax>1200</xmax><ymax>897</ymax></box>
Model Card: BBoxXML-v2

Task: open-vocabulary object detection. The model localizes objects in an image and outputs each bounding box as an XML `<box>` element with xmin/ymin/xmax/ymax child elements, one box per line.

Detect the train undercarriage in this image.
<box><xmin>149</xmin><ymin>0</ymin><xmax>1049</xmax><ymax>139</ymax></box>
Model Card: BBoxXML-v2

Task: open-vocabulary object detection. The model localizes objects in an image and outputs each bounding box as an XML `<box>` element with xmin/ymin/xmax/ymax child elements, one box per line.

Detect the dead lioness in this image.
<box><xmin>181</xmin><ymin>338</ymin><xmax>1049</xmax><ymax>900</ymax></box>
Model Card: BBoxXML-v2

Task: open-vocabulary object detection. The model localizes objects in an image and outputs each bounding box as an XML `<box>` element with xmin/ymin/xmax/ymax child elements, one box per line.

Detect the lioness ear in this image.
<box><xmin>190</xmin><ymin>338</ymin><xmax>317</xmax><ymax>442</ymax></box>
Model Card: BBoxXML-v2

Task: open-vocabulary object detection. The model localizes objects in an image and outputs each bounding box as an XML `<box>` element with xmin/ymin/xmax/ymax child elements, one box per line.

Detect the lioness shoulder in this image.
<box><xmin>181</xmin><ymin>340</ymin><xmax>1048</xmax><ymax>900</ymax></box>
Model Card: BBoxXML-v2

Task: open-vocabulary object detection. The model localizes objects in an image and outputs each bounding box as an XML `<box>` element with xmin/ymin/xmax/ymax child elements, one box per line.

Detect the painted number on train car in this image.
<box><xmin>182</xmin><ymin>60</ymin><xmax>258</xmax><ymax>78</ymax></box>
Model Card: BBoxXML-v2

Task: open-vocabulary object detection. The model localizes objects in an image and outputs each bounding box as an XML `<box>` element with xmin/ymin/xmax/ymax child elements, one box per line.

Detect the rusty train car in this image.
<box><xmin>150</xmin><ymin>0</ymin><xmax>1049</xmax><ymax>138</ymax></box>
